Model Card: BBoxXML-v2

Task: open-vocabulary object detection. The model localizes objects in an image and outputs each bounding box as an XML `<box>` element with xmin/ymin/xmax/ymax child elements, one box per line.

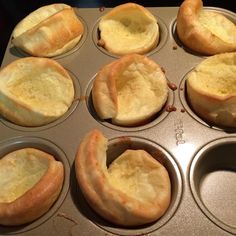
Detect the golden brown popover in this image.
<box><xmin>92</xmin><ymin>54</ymin><xmax>168</xmax><ymax>126</ymax></box>
<box><xmin>186</xmin><ymin>52</ymin><xmax>236</xmax><ymax>127</ymax></box>
<box><xmin>0</xmin><ymin>57</ymin><xmax>74</xmax><ymax>126</ymax></box>
<box><xmin>98</xmin><ymin>3</ymin><xmax>159</xmax><ymax>56</ymax></box>
<box><xmin>0</xmin><ymin>148</ymin><xmax>64</xmax><ymax>225</ymax></box>
<box><xmin>12</xmin><ymin>4</ymin><xmax>84</xmax><ymax>57</ymax></box>
<box><xmin>177</xmin><ymin>0</ymin><xmax>236</xmax><ymax>55</ymax></box>
<box><xmin>75</xmin><ymin>129</ymin><xmax>171</xmax><ymax>226</ymax></box>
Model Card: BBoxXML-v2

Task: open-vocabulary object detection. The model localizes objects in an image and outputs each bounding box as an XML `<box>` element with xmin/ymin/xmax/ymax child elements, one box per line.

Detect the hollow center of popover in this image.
<box><xmin>198</xmin><ymin>10</ymin><xmax>236</xmax><ymax>44</ymax></box>
<box><xmin>101</xmin><ymin>19</ymin><xmax>154</xmax><ymax>42</ymax></box>
<box><xmin>5</xmin><ymin>67</ymin><xmax>74</xmax><ymax>114</ymax></box>
<box><xmin>99</xmin><ymin>9</ymin><xmax>158</xmax><ymax>52</ymax></box>
<box><xmin>107</xmin><ymin>150</ymin><xmax>168</xmax><ymax>202</ymax></box>
<box><xmin>115</xmin><ymin>62</ymin><xmax>167</xmax><ymax>120</ymax></box>
<box><xmin>190</xmin><ymin>63</ymin><xmax>236</xmax><ymax>96</ymax></box>
<box><xmin>0</xmin><ymin>152</ymin><xmax>49</xmax><ymax>203</ymax></box>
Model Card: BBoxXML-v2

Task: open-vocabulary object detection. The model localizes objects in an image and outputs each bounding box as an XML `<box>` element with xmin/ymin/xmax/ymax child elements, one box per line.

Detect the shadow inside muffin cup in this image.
<box><xmin>72</xmin><ymin>136</ymin><xmax>182</xmax><ymax>235</ymax></box>
<box><xmin>189</xmin><ymin>137</ymin><xmax>236</xmax><ymax>235</ymax></box>
<box><xmin>179</xmin><ymin>72</ymin><xmax>236</xmax><ymax>133</ymax></box>
<box><xmin>0</xmin><ymin>136</ymin><xmax>70</xmax><ymax>234</ymax></box>
<box><xmin>172</xmin><ymin>7</ymin><xmax>236</xmax><ymax>57</ymax></box>
<box><xmin>86</xmin><ymin>77</ymin><xmax>174</xmax><ymax>132</ymax></box>
<box><xmin>92</xmin><ymin>15</ymin><xmax>168</xmax><ymax>58</ymax></box>
<box><xmin>171</xmin><ymin>20</ymin><xmax>206</xmax><ymax>57</ymax></box>
<box><xmin>10</xmin><ymin>15</ymin><xmax>87</xmax><ymax>60</ymax></box>
<box><xmin>0</xmin><ymin>70</ymin><xmax>81</xmax><ymax>132</ymax></box>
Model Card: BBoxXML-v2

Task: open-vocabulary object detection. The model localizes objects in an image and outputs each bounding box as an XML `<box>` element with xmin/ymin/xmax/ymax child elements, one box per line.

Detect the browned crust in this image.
<box><xmin>92</xmin><ymin>61</ymin><xmax>118</xmax><ymax>119</ymax></box>
<box><xmin>75</xmin><ymin>129</ymin><xmax>171</xmax><ymax>226</ymax></box>
<box><xmin>0</xmin><ymin>148</ymin><xmax>64</xmax><ymax>225</ymax></box>
<box><xmin>176</xmin><ymin>0</ymin><xmax>236</xmax><ymax>55</ymax></box>
<box><xmin>12</xmin><ymin>7</ymin><xmax>84</xmax><ymax>57</ymax></box>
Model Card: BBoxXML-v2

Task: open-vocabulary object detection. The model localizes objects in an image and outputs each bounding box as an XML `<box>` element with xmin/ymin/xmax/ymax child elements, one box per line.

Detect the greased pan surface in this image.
<box><xmin>0</xmin><ymin>6</ymin><xmax>236</xmax><ymax>236</ymax></box>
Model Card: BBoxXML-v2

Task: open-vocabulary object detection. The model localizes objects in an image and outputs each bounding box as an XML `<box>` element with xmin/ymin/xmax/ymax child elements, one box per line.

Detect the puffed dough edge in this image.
<box><xmin>176</xmin><ymin>0</ymin><xmax>236</xmax><ymax>55</ymax></box>
<box><xmin>92</xmin><ymin>60</ymin><xmax>117</xmax><ymax>120</ymax></box>
<box><xmin>92</xmin><ymin>54</ymin><xmax>168</xmax><ymax>126</ymax></box>
<box><xmin>75</xmin><ymin>129</ymin><xmax>171</xmax><ymax>226</ymax></box>
<box><xmin>0</xmin><ymin>148</ymin><xmax>64</xmax><ymax>225</ymax></box>
<box><xmin>99</xmin><ymin>3</ymin><xmax>159</xmax><ymax>55</ymax></box>
<box><xmin>186</xmin><ymin>52</ymin><xmax>236</xmax><ymax>127</ymax></box>
<box><xmin>12</xmin><ymin>4</ymin><xmax>84</xmax><ymax>57</ymax></box>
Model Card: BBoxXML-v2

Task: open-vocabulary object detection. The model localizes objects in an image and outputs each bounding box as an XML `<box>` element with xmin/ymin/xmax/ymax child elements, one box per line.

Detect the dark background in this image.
<box><xmin>0</xmin><ymin>0</ymin><xmax>235</xmax><ymax>64</ymax></box>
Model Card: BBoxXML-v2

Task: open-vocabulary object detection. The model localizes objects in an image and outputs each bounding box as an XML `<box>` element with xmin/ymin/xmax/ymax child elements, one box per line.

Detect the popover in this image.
<box><xmin>186</xmin><ymin>52</ymin><xmax>236</xmax><ymax>127</ymax></box>
<box><xmin>12</xmin><ymin>4</ymin><xmax>84</xmax><ymax>57</ymax></box>
<box><xmin>177</xmin><ymin>0</ymin><xmax>236</xmax><ymax>55</ymax></box>
<box><xmin>75</xmin><ymin>129</ymin><xmax>171</xmax><ymax>226</ymax></box>
<box><xmin>98</xmin><ymin>3</ymin><xmax>159</xmax><ymax>56</ymax></box>
<box><xmin>0</xmin><ymin>148</ymin><xmax>64</xmax><ymax>225</ymax></box>
<box><xmin>0</xmin><ymin>57</ymin><xmax>74</xmax><ymax>126</ymax></box>
<box><xmin>92</xmin><ymin>54</ymin><xmax>168</xmax><ymax>126</ymax></box>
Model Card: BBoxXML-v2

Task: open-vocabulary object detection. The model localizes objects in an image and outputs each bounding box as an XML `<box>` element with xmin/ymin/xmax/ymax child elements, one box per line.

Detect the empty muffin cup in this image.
<box><xmin>189</xmin><ymin>137</ymin><xmax>236</xmax><ymax>235</ymax></box>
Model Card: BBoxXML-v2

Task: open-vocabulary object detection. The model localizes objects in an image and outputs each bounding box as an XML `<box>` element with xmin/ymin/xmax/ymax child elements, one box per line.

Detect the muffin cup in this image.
<box><xmin>189</xmin><ymin>137</ymin><xmax>236</xmax><ymax>235</ymax></box>
<box><xmin>1</xmin><ymin>5</ymin><xmax>235</xmax><ymax>236</ymax></box>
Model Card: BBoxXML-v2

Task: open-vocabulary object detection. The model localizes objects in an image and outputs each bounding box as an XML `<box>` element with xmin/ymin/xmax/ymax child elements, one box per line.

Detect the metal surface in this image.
<box><xmin>190</xmin><ymin>138</ymin><xmax>236</xmax><ymax>235</ymax></box>
<box><xmin>0</xmin><ymin>6</ymin><xmax>236</xmax><ymax>236</ymax></box>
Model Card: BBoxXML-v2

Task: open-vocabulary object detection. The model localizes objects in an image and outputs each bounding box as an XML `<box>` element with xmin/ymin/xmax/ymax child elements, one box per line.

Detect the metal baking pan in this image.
<box><xmin>0</xmin><ymin>6</ymin><xmax>236</xmax><ymax>236</ymax></box>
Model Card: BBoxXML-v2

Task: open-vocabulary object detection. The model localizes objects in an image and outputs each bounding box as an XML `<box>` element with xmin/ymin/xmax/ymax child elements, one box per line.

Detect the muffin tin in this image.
<box><xmin>0</xmin><ymin>6</ymin><xmax>236</xmax><ymax>236</ymax></box>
